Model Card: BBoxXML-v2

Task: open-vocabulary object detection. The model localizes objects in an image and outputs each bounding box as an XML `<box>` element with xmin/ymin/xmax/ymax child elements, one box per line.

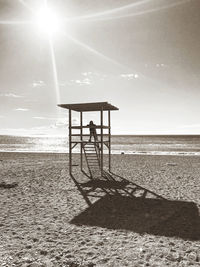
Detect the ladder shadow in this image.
<box><xmin>76</xmin><ymin>170</ymin><xmax>165</xmax><ymax>204</ymax></box>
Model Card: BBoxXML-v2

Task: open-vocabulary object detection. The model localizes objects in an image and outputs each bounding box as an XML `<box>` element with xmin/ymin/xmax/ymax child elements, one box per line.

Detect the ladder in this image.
<box><xmin>83</xmin><ymin>142</ymin><xmax>101</xmax><ymax>179</ymax></box>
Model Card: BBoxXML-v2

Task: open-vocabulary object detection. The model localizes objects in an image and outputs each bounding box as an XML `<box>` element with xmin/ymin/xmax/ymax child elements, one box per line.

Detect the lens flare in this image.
<box><xmin>48</xmin><ymin>38</ymin><xmax>60</xmax><ymax>104</ymax></box>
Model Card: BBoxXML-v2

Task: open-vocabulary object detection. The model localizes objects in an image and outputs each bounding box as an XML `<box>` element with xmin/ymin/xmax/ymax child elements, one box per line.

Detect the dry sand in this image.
<box><xmin>0</xmin><ymin>152</ymin><xmax>200</xmax><ymax>267</ymax></box>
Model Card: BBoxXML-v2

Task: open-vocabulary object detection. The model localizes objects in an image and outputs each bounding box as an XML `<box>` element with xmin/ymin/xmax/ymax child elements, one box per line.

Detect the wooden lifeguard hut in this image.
<box><xmin>58</xmin><ymin>102</ymin><xmax>164</xmax><ymax>206</ymax></box>
<box><xmin>58</xmin><ymin>102</ymin><xmax>119</xmax><ymax>178</ymax></box>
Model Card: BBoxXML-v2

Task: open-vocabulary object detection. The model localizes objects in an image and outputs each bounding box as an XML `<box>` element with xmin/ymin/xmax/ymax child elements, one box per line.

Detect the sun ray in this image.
<box><xmin>84</xmin><ymin>0</ymin><xmax>191</xmax><ymax>21</ymax></box>
<box><xmin>66</xmin><ymin>0</ymin><xmax>153</xmax><ymax>22</ymax></box>
<box><xmin>66</xmin><ymin>0</ymin><xmax>189</xmax><ymax>23</ymax></box>
<box><xmin>63</xmin><ymin>33</ymin><xmax>144</xmax><ymax>76</ymax></box>
<box><xmin>48</xmin><ymin>37</ymin><xmax>60</xmax><ymax>105</ymax></box>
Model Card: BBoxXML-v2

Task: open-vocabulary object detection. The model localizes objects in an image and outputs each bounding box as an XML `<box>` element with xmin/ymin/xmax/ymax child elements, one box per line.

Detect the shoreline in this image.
<box><xmin>0</xmin><ymin>150</ymin><xmax>200</xmax><ymax>156</ymax></box>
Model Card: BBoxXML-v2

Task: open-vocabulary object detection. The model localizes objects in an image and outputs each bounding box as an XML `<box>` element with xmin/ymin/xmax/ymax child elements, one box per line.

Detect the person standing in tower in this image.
<box><xmin>88</xmin><ymin>120</ymin><xmax>98</xmax><ymax>142</ymax></box>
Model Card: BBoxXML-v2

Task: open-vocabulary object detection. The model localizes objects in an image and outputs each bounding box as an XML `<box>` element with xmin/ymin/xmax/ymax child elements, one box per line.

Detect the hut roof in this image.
<box><xmin>58</xmin><ymin>102</ymin><xmax>119</xmax><ymax>112</ymax></box>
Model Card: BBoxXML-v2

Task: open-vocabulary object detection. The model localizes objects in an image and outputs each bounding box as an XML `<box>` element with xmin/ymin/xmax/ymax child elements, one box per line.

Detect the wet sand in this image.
<box><xmin>0</xmin><ymin>152</ymin><xmax>200</xmax><ymax>266</ymax></box>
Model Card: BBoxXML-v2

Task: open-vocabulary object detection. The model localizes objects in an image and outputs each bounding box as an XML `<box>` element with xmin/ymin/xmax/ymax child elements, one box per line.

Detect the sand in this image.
<box><xmin>0</xmin><ymin>152</ymin><xmax>200</xmax><ymax>267</ymax></box>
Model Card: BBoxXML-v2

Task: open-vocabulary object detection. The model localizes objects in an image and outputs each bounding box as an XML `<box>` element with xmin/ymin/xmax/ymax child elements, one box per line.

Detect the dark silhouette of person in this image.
<box><xmin>88</xmin><ymin>120</ymin><xmax>98</xmax><ymax>142</ymax></box>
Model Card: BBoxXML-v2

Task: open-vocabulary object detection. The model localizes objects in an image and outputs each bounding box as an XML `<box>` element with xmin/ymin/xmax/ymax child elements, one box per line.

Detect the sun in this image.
<box><xmin>35</xmin><ymin>6</ymin><xmax>62</xmax><ymax>35</ymax></box>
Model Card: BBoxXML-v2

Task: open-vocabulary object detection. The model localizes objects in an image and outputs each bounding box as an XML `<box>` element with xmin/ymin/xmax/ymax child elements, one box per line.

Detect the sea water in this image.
<box><xmin>0</xmin><ymin>135</ymin><xmax>200</xmax><ymax>156</ymax></box>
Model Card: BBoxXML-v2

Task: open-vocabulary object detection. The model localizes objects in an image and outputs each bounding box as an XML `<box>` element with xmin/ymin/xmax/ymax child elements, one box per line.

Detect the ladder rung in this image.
<box><xmin>85</xmin><ymin>144</ymin><xmax>95</xmax><ymax>146</ymax></box>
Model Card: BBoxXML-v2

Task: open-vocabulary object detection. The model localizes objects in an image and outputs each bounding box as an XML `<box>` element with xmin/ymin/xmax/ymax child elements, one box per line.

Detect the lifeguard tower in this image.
<box><xmin>58</xmin><ymin>102</ymin><xmax>118</xmax><ymax>178</ymax></box>
<box><xmin>58</xmin><ymin>102</ymin><xmax>164</xmax><ymax>206</ymax></box>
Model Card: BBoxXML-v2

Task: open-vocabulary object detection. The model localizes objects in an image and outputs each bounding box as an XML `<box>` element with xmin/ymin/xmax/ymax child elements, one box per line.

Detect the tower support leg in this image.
<box><xmin>69</xmin><ymin>109</ymin><xmax>72</xmax><ymax>175</ymax></box>
<box><xmin>108</xmin><ymin>110</ymin><xmax>111</xmax><ymax>172</ymax></box>
<box><xmin>80</xmin><ymin>111</ymin><xmax>83</xmax><ymax>171</ymax></box>
<box><xmin>100</xmin><ymin>108</ymin><xmax>103</xmax><ymax>176</ymax></box>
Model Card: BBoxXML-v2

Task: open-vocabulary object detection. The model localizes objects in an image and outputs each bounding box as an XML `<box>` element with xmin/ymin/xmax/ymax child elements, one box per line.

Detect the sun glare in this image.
<box><xmin>35</xmin><ymin>6</ymin><xmax>61</xmax><ymax>35</ymax></box>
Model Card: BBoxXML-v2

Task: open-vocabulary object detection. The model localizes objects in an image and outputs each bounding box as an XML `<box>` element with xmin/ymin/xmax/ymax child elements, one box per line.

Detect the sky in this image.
<box><xmin>0</xmin><ymin>0</ymin><xmax>200</xmax><ymax>135</ymax></box>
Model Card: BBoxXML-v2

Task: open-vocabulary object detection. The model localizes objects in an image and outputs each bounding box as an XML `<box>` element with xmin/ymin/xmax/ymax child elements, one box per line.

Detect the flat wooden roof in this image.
<box><xmin>58</xmin><ymin>102</ymin><xmax>119</xmax><ymax>112</ymax></box>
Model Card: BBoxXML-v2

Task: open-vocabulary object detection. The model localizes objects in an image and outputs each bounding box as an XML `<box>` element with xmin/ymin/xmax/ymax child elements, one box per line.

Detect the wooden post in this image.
<box><xmin>100</xmin><ymin>108</ymin><xmax>103</xmax><ymax>176</ymax></box>
<box><xmin>69</xmin><ymin>109</ymin><xmax>72</xmax><ymax>175</ymax></box>
<box><xmin>80</xmin><ymin>111</ymin><xmax>83</xmax><ymax>171</ymax></box>
<box><xmin>108</xmin><ymin>110</ymin><xmax>111</xmax><ymax>172</ymax></box>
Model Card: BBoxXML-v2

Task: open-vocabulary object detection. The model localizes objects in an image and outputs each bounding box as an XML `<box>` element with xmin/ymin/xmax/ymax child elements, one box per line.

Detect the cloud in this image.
<box><xmin>32</xmin><ymin>81</ymin><xmax>46</xmax><ymax>88</ymax></box>
<box><xmin>70</xmin><ymin>72</ymin><xmax>108</xmax><ymax>85</ymax></box>
<box><xmin>120</xmin><ymin>73</ymin><xmax>139</xmax><ymax>80</ymax></box>
<box><xmin>51</xmin><ymin>121</ymin><xmax>68</xmax><ymax>129</ymax></box>
<box><xmin>0</xmin><ymin>115</ymin><xmax>5</xmax><ymax>118</ymax></box>
<box><xmin>49</xmin><ymin>117</ymin><xmax>81</xmax><ymax>129</ymax></box>
<box><xmin>71</xmin><ymin>78</ymin><xmax>92</xmax><ymax>86</ymax></box>
<box><xmin>144</xmin><ymin>63</ymin><xmax>168</xmax><ymax>68</ymax></box>
<box><xmin>82</xmin><ymin>72</ymin><xmax>92</xmax><ymax>76</ymax></box>
<box><xmin>82</xmin><ymin>72</ymin><xmax>107</xmax><ymax>80</ymax></box>
<box><xmin>59</xmin><ymin>79</ymin><xmax>92</xmax><ymax>86</ymax></box>
<box><xmin>72</xmin><ymin>117</ymin><xmax>79</xmax><ymax>126</ymax></box>
<box><xmin>155</xmin><ymin>63</ymin><xmax>167</xmax><ymax>68</ymax></box>
<box><xmin>15</xmin><ymin>108</ymin><xmax>29</xmax><ymax>111</ymax></box>
<box><xmin>59</xmin><ymin>72</ymin><xmax>107</xmax><ymax>87</ymax></box>
<box><xmin>0</xmin><ymin>93</ymin><xmax>24</xmax><ymax>98</ymax></box>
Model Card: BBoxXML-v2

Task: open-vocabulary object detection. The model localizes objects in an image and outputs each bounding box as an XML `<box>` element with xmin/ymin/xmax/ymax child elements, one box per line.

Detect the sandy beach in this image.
<box><xmin>0</xmin><ymin>152</ymin><xmax>200</xmax><ymax>267</ymax></box>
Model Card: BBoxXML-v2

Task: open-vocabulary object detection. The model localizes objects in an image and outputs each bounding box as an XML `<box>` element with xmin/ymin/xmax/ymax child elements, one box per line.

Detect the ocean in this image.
<box><xmin>0</xmin><ymin>135</ymin><xmax>200</xmax><ymax>156</ymax></box>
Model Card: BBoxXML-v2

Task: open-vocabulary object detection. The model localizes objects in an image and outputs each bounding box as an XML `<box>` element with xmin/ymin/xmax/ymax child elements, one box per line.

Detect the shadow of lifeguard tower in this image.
<box><xmin>58</xmin><ymin>102</ymin><xmax>164</xmax><ymax>206</ymax></box>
